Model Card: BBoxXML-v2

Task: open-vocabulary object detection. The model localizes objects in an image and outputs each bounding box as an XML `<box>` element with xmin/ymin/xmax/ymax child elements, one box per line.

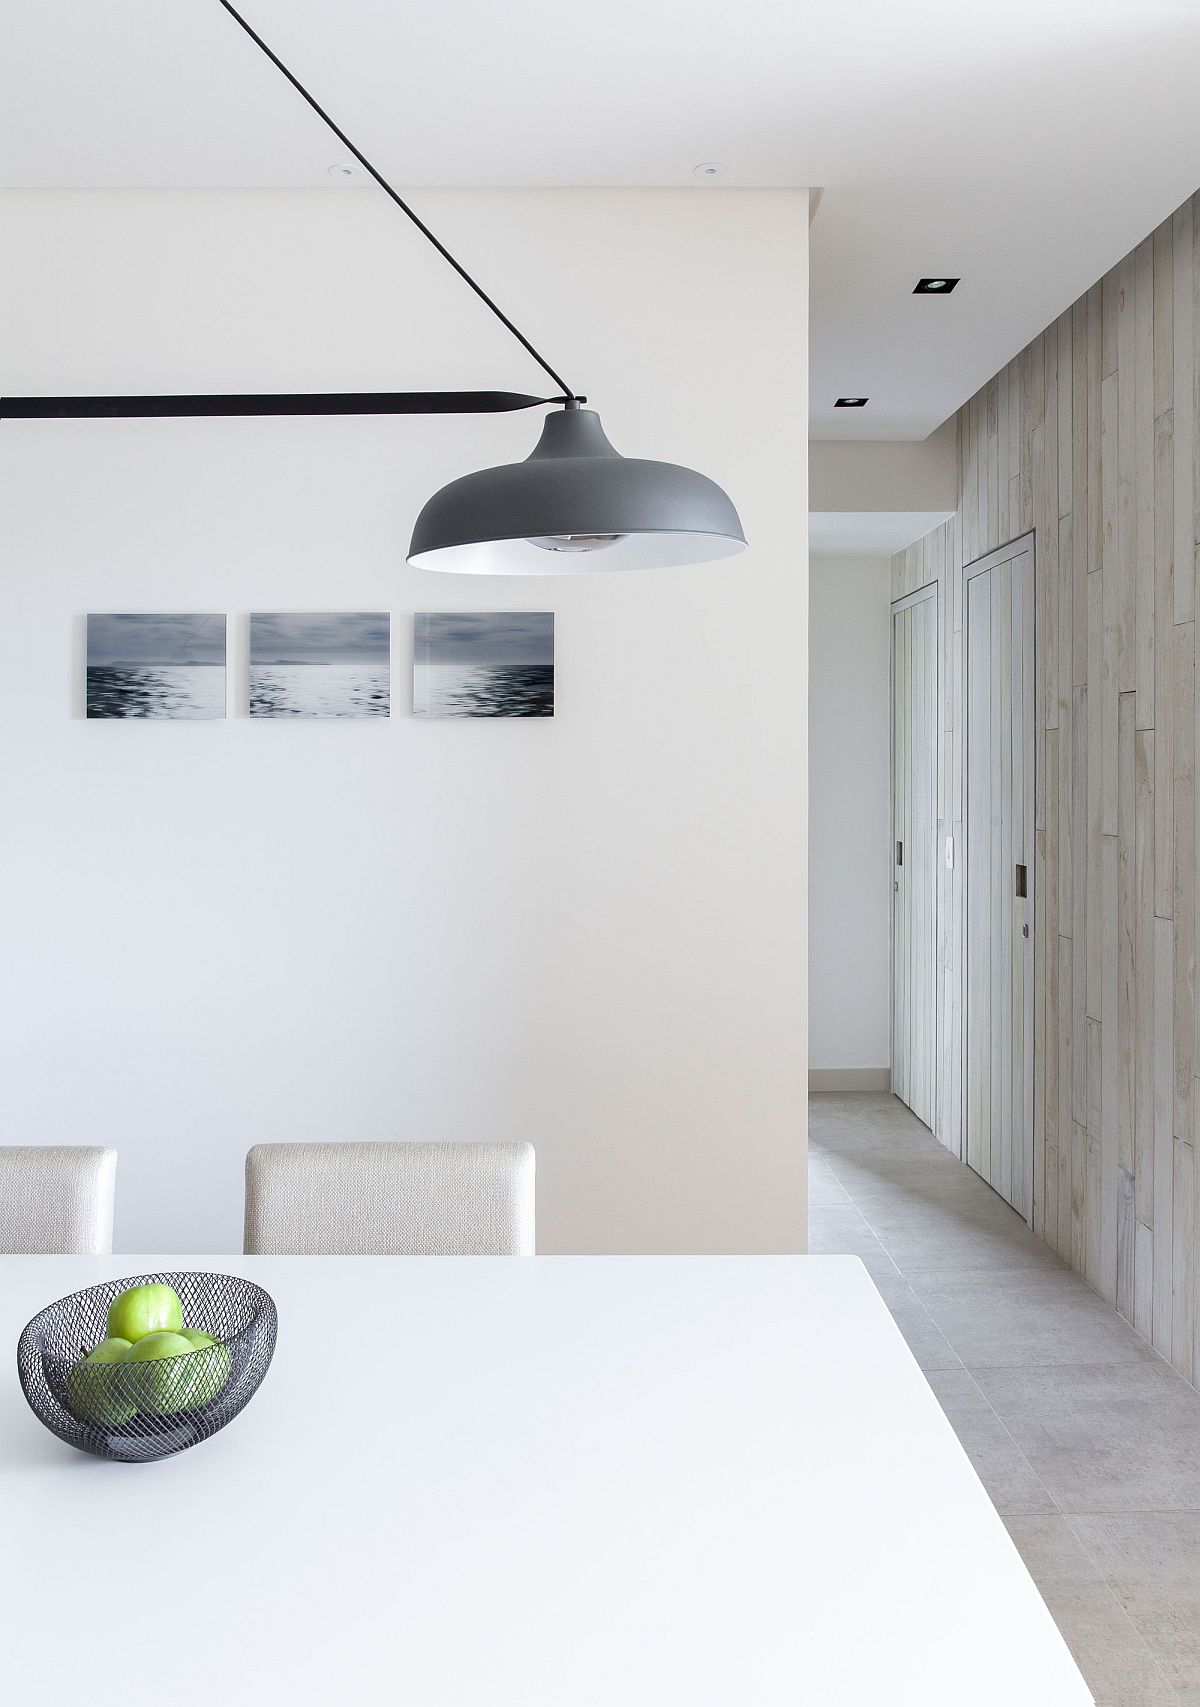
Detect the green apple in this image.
<box><xmin>176</xmin><ymin>1328</ymin><xmax>232</xmax><ymax>1407</ymax></box>
<box><xmin>65</xmin><ymin>1337</ymin><xmax>136</xmax><ymax>1427</ymax></box>
<box><xmin>121</xmin><ymin>1330</ymin><xmax>199</xmax><ymax>1415</ymax></box>
<box><xmin>106</xmin><ymin>1283</ymin><xmax>183</xmax><ymax>1344</ymax></box>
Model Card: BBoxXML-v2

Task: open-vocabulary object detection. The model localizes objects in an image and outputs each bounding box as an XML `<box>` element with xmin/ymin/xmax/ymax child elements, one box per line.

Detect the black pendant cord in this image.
<box><xmin>214</xmin><ymin>0</ymin><xmax>578</xmax><ymax>404</ymax></box>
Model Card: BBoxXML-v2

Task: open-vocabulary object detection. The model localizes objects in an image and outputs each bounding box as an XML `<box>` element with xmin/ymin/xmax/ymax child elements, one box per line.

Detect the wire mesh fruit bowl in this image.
<box><xmin>17</xmin><ymin>1271</ymin><xmax>277</xmax><ymax>1463</ymax></box>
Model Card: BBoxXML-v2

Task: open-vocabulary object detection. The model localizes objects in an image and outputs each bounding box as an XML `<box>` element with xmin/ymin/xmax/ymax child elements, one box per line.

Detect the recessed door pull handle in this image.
<box><xmin>1015</xmin><ymin>863</ymin><xmax>1028</xmax><ymax>898</ymax></box>
<box><xmin>896</xmin><ymin>841</ymin><xmax>903</xmax><ymax>867</ymax></box>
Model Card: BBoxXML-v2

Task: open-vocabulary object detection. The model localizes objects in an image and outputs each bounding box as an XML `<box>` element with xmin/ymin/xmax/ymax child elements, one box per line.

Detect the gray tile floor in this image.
<box><xmin>811</xmin><ymin>1091</ymin><xmax>1200</xmax><ymax>1707</ymax></box>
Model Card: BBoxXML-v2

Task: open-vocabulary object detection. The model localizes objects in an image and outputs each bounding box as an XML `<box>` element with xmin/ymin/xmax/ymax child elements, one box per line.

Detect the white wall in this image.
<box><xmin>809</xmin><ymin>422</ymin><xmax>957</xmax><ymax>514</ymax></box>
<box><xmin>808</xmin><ymin>555</ymin><xmax>891</xmax><ymax>1072</ymax></box>
<box><xmin>0</xmin><ymin>187</ymin><xmax>808</xmax><ymax>1254</ymax></box>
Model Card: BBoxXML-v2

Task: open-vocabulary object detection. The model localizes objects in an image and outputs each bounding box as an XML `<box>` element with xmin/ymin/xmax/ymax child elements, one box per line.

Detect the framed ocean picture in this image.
<box><xmin>413</xmin><ymin>613</ymin><xmax>554</xmax><ymax>718</ymax></box>
<box><xmin>249</xmin><ymin>613</ymin><xmax>390</xmax><ymax>717</ymax></box>
<box><xmin>86</xmin><ymin>614</ymin><xmax>227</xmax><ymax>719</ymax></box>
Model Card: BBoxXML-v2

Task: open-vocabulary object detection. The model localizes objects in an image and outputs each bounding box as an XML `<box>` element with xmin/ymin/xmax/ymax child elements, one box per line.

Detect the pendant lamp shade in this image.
<box><xmin>407</xmin><ymin>404</ymin><xmax>747</xmax><ymax>574</ymax></box>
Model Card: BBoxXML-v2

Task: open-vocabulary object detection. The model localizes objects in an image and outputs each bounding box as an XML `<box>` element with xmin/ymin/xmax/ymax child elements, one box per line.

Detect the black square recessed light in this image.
<box><xmin>914</xmin><ymin>277</ymin><xmax>959</xmax><ymax>294</ymax></box>
<box><xmin>835</xmin><ymin>396</ymin><xmax>868</xmax><ymax>407</ymax></box>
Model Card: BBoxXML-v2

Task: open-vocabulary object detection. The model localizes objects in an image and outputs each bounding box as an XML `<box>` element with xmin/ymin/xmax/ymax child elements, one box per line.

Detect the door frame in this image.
<box><xmin>960</xmin><ymin>531</ymin><xmax>1036</xmax><ymax>1222</ymax></box>
<box><xmin>889</xmin><ymin>578</ymin><xmax>939</xmax><ymax>1133</ymax></box>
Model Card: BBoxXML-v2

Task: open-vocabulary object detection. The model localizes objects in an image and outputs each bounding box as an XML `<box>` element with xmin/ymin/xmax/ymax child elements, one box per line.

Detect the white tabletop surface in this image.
<box><xmin>0</xmin><ymin>1255</ymin><xmax>1091</xmax><ymax>1706</ymax></box>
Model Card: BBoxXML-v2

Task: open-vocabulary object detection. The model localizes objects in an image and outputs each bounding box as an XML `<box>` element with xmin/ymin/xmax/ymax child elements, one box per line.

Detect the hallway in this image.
<box><xmin>811</xmin><ymin>1092</ymin><xmax>1200</xmax><ymax>1707</ymax></box>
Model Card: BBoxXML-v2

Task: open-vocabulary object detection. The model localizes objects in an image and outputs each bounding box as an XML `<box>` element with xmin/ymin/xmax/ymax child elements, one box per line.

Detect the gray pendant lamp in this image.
<box><xmin>410</xmin><ymin>401</ymin><xmax>746</xmax><ymax>574</ymax></box>
<box><xmin>0</xmin><ymin>2</ymin><xmax>746</xmax><ymax>576</ymax></box>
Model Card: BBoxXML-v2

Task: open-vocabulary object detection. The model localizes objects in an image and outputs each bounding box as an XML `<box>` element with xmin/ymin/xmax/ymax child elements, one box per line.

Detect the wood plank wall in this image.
<box><xmin>892</xmin><ymin>191</ymin><xmax>1200</xmax><ymax>1379</ymax></box>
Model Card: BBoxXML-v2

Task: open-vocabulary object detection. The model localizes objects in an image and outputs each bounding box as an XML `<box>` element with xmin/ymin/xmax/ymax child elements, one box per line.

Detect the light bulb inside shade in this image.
<box><xmin>528</xmin><ymin>533</ymin><xmax>626</xmax><ymax>553</ymax></box>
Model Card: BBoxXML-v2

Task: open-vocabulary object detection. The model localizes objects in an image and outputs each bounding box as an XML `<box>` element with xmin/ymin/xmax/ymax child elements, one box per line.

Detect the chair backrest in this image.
<box><xmin>243</xmin><ymin>1141</ymin><xmax>535</xmax><ymax>1256</ymax></box>
<box><xmin>0</xmin><ymin>1146</ymin><xmax>117</xmax><ymax>1255</ymax></box>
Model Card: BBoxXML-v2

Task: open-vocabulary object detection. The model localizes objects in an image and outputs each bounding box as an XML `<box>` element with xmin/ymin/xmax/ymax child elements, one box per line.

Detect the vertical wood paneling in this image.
<box><xmin>1035</xmin><ymin>418</ymin><xmax>1050</xmax><ymax>766</ymax></box>
<box><xmin>890</xmin><ymin>189</ymin><xmax>1200</xmax><ymax>1384</ymax></box>
<box><xmin>1073</xmin><ymin>297</ymin><xmax>1090</xmax><ymax>685</ymax></box>
<box><xmin>1174</xmin><ymin>201</ymin><xmax>1195</xmax><ymax>627</ymax></box>
<box><xmin>1058</xmin><ymin>930</ymin><xmax>1074</xmax><ymax>1257</ymax></box>
<box><xmin>1101</xmin><ymin>828</ymin><xmax>1119</xmax><ymax>1302</ymax></box>
<box><xmin>987</xmin><ymin>377</ymin><xmax>1000</xmax><ymax>551</ymax></box>
<box><xmin>1019</xmin><ymin>349</ymin><xmax>1033</xmax><ymax>536</ymax></box>
<box><xmin>1135</xmin><ymin>726</ymin><xmax>1156</xmax><ymax>1247</ymax></box>
<box><xmin>1088</xmin><ymin>283</ymin><xmax>1104</xmax><ymax>571</ymax></box>
<box><xmin>1155</xmin><ymin>412</ymin><xmax>1175</xmax><ymax>918</ymax></box>
<box><xmin>1059</xmin><ymin>516</ymin><xmax>1075</xmax><ymax>924</ymax></box>
<box><xmin>1155</xmin><ymin>914</ymin><xmax>1175</xmax><ymax>1350</ymax></box>
<box><xmin>1088</xmin><ymin>568</ymin><xmax>1105</xmax><ymax>1020</ymax></box>
<box><xmin>1058</xmin><ymin>311</ymin><xmax>1074</xmax><ymax>522</ymax></box>
<box><xmin>1117</xmin><ymin>691</ymin><xmax>1136</xmax><ymax>1316</ymax></box>
<box><xmin>1087</xmin><ymin>1015</ymin><xmax>1103</xmax><ymax>1288</ymax></box>
<box><xmin>1072</xmin><ymin>685</ymin><xmax>1089</xmax><ymax>1131</ymax></box>
<box><xmin>1173</xmin><ymin>623</ymin><xmax>1195</xmax><ymax>1155</ymax></box>
<box><xmin>1117</xmin><ymin>258</ymin><xmax>1137</xmax><ymax>694</ymax></box>
<box><xmin>1135</xmin><ymin>235</ymin><xmax>1156</xmax><ymax>728</ymax></box>
<box><xmin>1043</xmin><ymin>719</ymin><xmax>1061</xmax><ymax>1238</ymax></box>
<box><xmin>1174</xmin><ymin>1132</ymin><xmax>1194</xmax><ymax>1381</ymax></box>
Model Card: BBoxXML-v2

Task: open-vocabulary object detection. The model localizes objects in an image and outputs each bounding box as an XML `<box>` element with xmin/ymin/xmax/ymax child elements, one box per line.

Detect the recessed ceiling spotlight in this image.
<box><xmin>693</xmin><ymin>162</ymin><xmax>727</xmax><ymax>180</ymax></box>
<box><xmin>327</xmin><ymin>162</ymin><xmax>365</xmax><ymax>181</ymax></box>
<box><xmin>914</xmin><ymin>277</ymin><xmax>959</xmax><ymax>294</ymax></box>
<box><xmin>835</xmin><ymin>396</ymin><xmax>868</xmax><ymax>408</ymax></box>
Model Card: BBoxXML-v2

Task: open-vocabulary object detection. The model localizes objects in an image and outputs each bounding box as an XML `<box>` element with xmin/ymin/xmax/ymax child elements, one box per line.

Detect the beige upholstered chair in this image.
<box><xmin>0</xmin><ymin>1146</ymin><xmax>117</xmax><ymax>1255</ymax></box>
<box><xmin>243</xmin><ymin>1141</ymin><xmax>535</xmax><ymax>1256</ymax></box>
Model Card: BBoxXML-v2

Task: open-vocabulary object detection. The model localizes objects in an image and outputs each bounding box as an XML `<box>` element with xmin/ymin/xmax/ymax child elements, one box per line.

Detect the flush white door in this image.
<box><xmin>963</xmin><ymin>536</ymin><xmax>1035</xmax><ymax>1219</ymax></box>
<box><xmin>891</xmin><ymin>583</ymin><xmax>938</xmax><ymax>1130</ymax></box>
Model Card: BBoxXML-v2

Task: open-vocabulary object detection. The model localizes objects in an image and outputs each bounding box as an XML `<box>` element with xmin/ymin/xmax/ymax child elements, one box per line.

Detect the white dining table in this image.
<box><xmin>0</xmin><ymin>1254</ymin><xmax>1091</xmax><ymax>1706</ymax></box>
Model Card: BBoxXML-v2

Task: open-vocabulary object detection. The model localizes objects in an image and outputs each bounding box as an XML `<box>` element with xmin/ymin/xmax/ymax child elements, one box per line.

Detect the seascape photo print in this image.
<box><xmin>86</xmin><ymin>614</ymin><xmax>227</xmax><ymax>719</ymax></box>
<box><xmin>249</xmin><ymin>613</ymin><xmax>390</xmax><ymax>718</ymax></box>
<box><xmin>413</xmin><ymin>613</ymin><xmax>554</xmax><ymax>718</ymax></box>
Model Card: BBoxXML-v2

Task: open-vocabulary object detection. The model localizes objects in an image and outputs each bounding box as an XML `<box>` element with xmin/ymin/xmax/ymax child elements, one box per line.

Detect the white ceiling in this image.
<box><xmin>7</xmin><ymin>1</ymin><xmax>1200</xmax><ymax>441</ymax></box>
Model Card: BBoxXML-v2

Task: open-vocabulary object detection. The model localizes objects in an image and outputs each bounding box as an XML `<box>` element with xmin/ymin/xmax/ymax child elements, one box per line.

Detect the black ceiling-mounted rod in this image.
<box><xmin>0</xmin><ymin>391</ymin><xmax>577</xmax><ymax>421</ymax></box>
<box><xmin>1</xmin><ymin>4</ymin><xmax>586</xmax><ymax>429</ymax></box>
<box><xmin>213</xmin><ymin>0</ymin><xmax>579</xmax><ymax>404</ymax></box>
